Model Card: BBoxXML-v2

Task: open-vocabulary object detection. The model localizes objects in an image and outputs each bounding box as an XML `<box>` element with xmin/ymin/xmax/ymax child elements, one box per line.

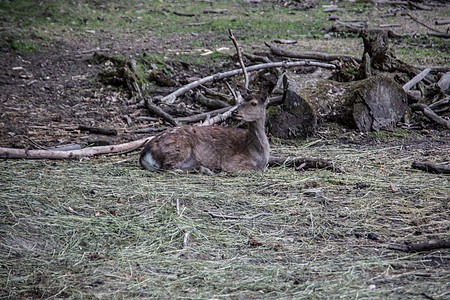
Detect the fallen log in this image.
<box><xmin>266</xmin><ymin>42</ymin><xmax>361</xmax><ymax>63</ymax></box>
<box><xmin>388</xmin><ymin>239</ymin><xmax>450</xmax><ymax>252</ymax></box>
<box><xmin>411</xmin><ymin>161</ymin><xmax>450</xmax><ymax>174</ymax></box>
<box><xmin>268</xmin><ymin>156</ymin><xmax>342</xmax><ymax>173</ymax></box>
<box><xmin>0</xmin><ymin>137</ymin><xmax>151</xmax><ymax>159</ymax></box>
<box><xmin>272</xmin><ymin>73</ymin><xmax>408</xmax><ymax>134</ymax></box>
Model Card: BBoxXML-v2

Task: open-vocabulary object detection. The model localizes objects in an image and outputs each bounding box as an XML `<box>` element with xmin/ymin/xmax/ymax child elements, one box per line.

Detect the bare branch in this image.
<box><xmin>175</xmin><ymin>107</ymin><xmax>231</xmax><ymax>124</ymax></box>
<box><xmin>402</xmin><ymin>68</ymin><xmax>432</xmax><ymax>92</ymax></box>
<box><xmin>228</xmin><ymin>29</ymin><xmax>249</xmax><ymax>89</ymax></box>
<box><xmin>199</xmin><ymin>105</ymin><xmax>237</xmax><ymax>126</ymax></box>
<box><xmin>411</xmin><ymin>103</ymin><xmax>450</xmax><ymax>129</ymax></box>
<box><xmin>160</xmin><ymin>61</ymin><xmax>336</xmax><ymax>104</ymax></box>
<box><xmin>0</xmin><ymin>137</ymin><xmax>152</xmax><ymax>159</ymax></box>
<box><xmin>388</xmin><ymin>239</ymin><xmax>450</xmax><ymax>252</ymax></box>
<box><xmin>266</xmin><ymin>42</ymin><xmax>362</xmax><ymax>63</ymax></box>
<box><xmin>268</xmin><ymin>156</ymin><xmax>343</xmax><ymax>173</ymax></box>
<box><xmin>144</xmin><ymin>97</ymin><xmax>179</xmax><ymax>127</ymax></box>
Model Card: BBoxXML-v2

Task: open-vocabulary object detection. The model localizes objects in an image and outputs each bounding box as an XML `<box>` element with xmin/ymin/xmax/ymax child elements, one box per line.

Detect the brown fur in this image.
<box><xmin>140</xmin><ymin>90</ymin><xmax>269</xmax><ymax>173</ymax></box>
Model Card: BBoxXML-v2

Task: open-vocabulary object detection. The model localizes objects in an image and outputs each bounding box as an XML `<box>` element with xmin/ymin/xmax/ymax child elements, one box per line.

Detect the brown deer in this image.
<box><xmin>139</xmin><ymin>89</ymin><xmax>270</xmax><ymax>174</ymax></box>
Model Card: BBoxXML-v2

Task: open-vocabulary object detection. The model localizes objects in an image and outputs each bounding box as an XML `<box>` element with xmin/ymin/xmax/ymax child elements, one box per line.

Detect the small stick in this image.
<box><xmin>268</xmin><ymin>156</ymin><xmax>343</xmax><ymax>173</ymax></box>
<box><xmin>176</xmin><ymin>198</ymin><xmax>181</xmax><ymax>215</ymax></box>
<box><xmin>173</xmin><ymin>230</ymin><xmax>194</xmax><ymax>258</ymax></box>
<box><xmin>404</xmin><ymin>11</ymin><xmax>445</xmax><ymax>34</ymax></box>
<box><xmin>173</xmin><ymin>11</ymin><xmax>195</xmax><ymax>17</ymax></box>
<box><xmin>228</xmin><ymin>29</ymin><xmax>249</xmax><ymax>89</ymax></box>
<box><xmin>207</xmin><ymin>211</ymin><xmax>273</xmax><ymax>220</ymax></box>
<box><xmin>78</xmin><ymin>125</ymin><xmax>118</xmax><ymax>136</ymax></box>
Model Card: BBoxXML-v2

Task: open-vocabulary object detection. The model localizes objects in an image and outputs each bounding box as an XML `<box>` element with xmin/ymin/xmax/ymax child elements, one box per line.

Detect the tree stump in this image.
<box><xmin>338</xmin><ymin>75</ymin><xmax>408</xmax><ymax>131</ymax></box>
<box><xmin>267</xmin><ymin>74</ymin><xmax>318</xmax><ymax>139</ymax></box>
<box><xmin>269</xmin><ymin>73</ymin><xmax>408</xmax><ymax>135</ymax></box>
<box><xmin>359</xmin><ymin>30</ymin><xmax>415</xmax><ymax>78</ymax></box>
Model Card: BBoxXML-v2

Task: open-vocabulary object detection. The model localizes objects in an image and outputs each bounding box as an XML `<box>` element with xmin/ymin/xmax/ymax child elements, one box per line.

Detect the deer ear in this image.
<box><xmin>237</xmin><ymin>85</ymin><xmax>251</xmax><ymax>97</ymax></box>
<box><xmin>260</xmin><ymin>88</ymin><xmax>269</xmax><ymax>106</ymax></box>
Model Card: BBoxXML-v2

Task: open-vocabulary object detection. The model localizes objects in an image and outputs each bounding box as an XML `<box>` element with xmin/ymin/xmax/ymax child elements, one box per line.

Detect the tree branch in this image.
<box><xmin>402</xmin><ymin>68</ymin><xmax>432</xmax><ymax>92</ymax></box>
<box><xmin>411</xmin><ymin>103</ymin><xmax>450</xmax><ymax>129</ymax></box>
<box><xmin>160</xmin><ymin>61</ymin><xmax>336</xmax><ymax>104</ymax></box>
<box><xmin>266</xmin><ymin>42</ymin><xmax>362</xmax><ymax>63</ymax></box>
<box><xmin>0</xmin><ymin>137</ymin><xmax>152</xmax><ymax>159</ymax></box>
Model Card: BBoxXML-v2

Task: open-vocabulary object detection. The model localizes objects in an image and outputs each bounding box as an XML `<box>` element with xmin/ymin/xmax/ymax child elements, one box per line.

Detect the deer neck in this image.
<box><xmin>246</xmin><ymin>118</ymin><xmax>269</xmax><ymax>158</ymax></box>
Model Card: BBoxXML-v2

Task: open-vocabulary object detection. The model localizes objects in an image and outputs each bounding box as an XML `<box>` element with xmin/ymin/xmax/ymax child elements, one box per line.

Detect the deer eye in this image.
<box><xmin>251</xmin><ymin>102</ymin><xmax>257</xmax><ymax>106</ymax></box>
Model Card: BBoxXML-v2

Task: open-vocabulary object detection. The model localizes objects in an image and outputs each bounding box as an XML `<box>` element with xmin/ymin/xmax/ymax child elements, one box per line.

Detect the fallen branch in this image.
<box><xmin>173</xmin><ymin>11</ymin><xmax>195</xmax><ymax>17</ymax></box>
<box><xmin>0</xmin><ymin>137</ymin><xmax>152</xmax><ymax>159</ymax></box>
<box><xmin>402</xmin><ymin>68</ymin><xmax>432</xmax><ymax>92</ymax></box>
<box><xmin>160</xmin><ymin>60</ymin><xmax>336</xmax><ymax>103</ymax></box>
<box><xmin>404</xmin><ymin>11</ymin><xmax>445</xmax><ymax>34</ymax></box>
<box><xmin>144</xmin><ymin>97</ymin><xmax>179</xmax><ymax>126</ymax></box>
<box><xmin>268</xmin><ymin>156</ymin><xmax>343</xmax><ymax>173</ymax></box>
<box><xmin>266</xmin><ymin>43</ymin><xmax>362</xmax><ymax>63</ymax></box>
<box><xmin>411</xmin><ymin>161</ymin><xmax>450</xmax><ymax>174</ymax></box>
<box><xmin>200</xmin><ymin>105</ymin><xmax>238</xmax><ymax>126</ymax></box>
<box><xmin>428</xmin><ymin>32</ymin><xmax>450</xmax><ymax>39</ymax></box>
<box><xmin>207</xmin><ymin>211</ymin><xmax>273</xmax><ymax>220</ymax></box>
<box><xmin>175</xmin><ymin>107</ymin><xmax>230</xmax><ymax>124</ymax></box>
<box><xmin>411</xmin><ymin>103</ymin><xmax>450</xmax><ymax>129</ymax></box>
<box><xmin>429</xmin><ymin>97</ymin><xmax>450</xmax><ymax>113</ymax></box>
<box><xmin>194</xmin><ymin>91</ymin><xmax>230</xmax><ymax>109</ymax></box>
<box><xmin>78</xmin><ymin>125</ymin><xmax>118</xmax><ymax>136</ymax></box>
<box><xmin>388</xmin><ymin>239</ymin><xmax>450</xmax><ymax>252</ymax></box>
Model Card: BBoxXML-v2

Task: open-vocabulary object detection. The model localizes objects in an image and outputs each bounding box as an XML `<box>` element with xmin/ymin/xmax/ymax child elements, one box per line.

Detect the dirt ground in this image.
<box><xmin>0</xmin><ymin>1</ymin><xmax>448</xmax><ymax>150</ymax></box>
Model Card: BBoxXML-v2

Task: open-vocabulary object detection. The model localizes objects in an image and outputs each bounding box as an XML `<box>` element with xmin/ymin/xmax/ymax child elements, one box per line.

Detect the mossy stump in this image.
<box><xmin>338</xmin><ymin>75</ymin><xmax>407</xmax><ymax>132</ymax></box>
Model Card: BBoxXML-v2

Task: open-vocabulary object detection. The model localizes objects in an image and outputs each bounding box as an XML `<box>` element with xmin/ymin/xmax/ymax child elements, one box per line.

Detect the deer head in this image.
<box><xmin>232</xmin><ymin>88</ymin><xmax>269</xmax><ymax>123</ymax></box>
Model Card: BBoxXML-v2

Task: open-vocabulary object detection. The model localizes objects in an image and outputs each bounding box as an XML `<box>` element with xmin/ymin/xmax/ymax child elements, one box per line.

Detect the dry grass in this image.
<box><xmin>1</xmin><ymin>128</ymin><xmax>449</xmax><ymax>299</ymax></box>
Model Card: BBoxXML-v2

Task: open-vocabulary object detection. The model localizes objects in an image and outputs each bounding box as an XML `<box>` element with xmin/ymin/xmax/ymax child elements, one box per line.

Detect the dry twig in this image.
<box><xmin>207</xmin><ymin>211</ymin><xmax>274</xmax><ymax>220</ymax></box>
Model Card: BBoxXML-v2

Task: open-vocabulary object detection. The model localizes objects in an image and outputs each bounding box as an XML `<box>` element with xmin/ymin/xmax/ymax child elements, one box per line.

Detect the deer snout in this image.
<box><xmin>232</xmin><ymin>108</ymin><xmax>239</xmax><ymax>117</ymax></box>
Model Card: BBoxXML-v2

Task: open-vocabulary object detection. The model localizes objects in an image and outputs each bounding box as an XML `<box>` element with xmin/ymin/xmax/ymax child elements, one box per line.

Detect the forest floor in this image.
<box><xmin>0</xmin><ymin>1</ymin><xmax>449</xmax><ymax>299</ymax></box>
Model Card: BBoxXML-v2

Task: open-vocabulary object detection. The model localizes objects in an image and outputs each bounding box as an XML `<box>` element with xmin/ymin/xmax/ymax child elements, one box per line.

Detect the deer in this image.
<box><xmin>139</xmin><ymin>88</ymin><xmax>270</xmax><ymax>174</ymax></box>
